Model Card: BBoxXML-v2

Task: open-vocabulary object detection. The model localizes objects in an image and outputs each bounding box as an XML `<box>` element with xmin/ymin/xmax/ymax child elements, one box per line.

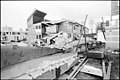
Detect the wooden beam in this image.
<box><xmin>106</xmin><ymin>61</ymin><xmax>112</xmax><ymax>79</ymax></box>
<box><xmin>102</xmin><ymin>60</ymin><xmax>107</xmax><ymax>79</ymax></box>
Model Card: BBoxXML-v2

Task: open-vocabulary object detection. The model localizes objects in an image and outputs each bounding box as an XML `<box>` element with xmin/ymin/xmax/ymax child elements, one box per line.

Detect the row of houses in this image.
<box><xmin>1</xmin><ymin>26</ymin><xmax>27</xmax><ymax>42</ymax></box>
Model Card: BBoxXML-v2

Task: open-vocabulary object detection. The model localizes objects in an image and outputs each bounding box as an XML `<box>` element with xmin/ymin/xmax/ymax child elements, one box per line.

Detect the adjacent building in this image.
<box><xmin>105</xmin><ymin>1</ymin><xmax>119</xmax><ymax>50</ymax></box>
<box><xmin>1</xmin><ymin>26</ymin><xmax>27</xmax><ymax>42</ymax></box>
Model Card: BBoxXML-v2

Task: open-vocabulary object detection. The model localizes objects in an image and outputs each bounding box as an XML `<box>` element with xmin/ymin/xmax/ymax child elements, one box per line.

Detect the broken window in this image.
<box><xmin>39</xmin><ymin>35</ymin><xmax>41</xmax><ymax>39</ymax></box>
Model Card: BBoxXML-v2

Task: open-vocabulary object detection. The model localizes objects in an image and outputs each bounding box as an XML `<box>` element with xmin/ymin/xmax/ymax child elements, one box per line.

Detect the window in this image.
<box><xmin>36</xmin><ymin>35</ymin><xmax>41</xmax><ymax>39</ymax></box>
<box><xmin>12</xmin><ymin>32</ymin><xmax>15</xmax><ymax>35</ymax></box>
<box><xmin>39</xmin><ymin>25</ymin><xmax>41</xmax><ymax>29</ymax></box>
<box><xmin>36</xmin><ymin>26</ymin><xmax>38</xmax><ymax>29</ymax></box>
<box><xmin>18</xmin><ymin>32</ymin><xmax>20</xmax><ymax>35</ymax></box>
<box><xmin>6</xmin><ymin>32</ymin><xmax>8</xmax><ymax>35</ymax></box>
<box><xmin>39</xmin><ymin>35</ymin><xmax>41</xmax><ymax>39</ymax></box>
<box><xmin>3</xmin><ymin>32</ymin><xmax>5</xmax><ymax>35</ymax></box>
<box><xmin>36</xmin><ymin>35</ymin><xmax>38</xmax><ymax>39</ymax></box>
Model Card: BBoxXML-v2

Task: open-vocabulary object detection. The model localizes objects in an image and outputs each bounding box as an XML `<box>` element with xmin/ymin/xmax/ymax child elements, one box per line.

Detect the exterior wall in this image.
<box><xmin>103</xmin><ymin>1</ymin><xmax>119</xmax><ymax>50</ymax></box>
<box><xmin>46</xmin><ymin>25</ymin><xmax>57</xmax><ymax>34</ymax></box>
<box><xmin>111</xmin><ymin>1</ymin><xmax>119</xmax><ymax>16</ymax></box>
<box><xmin>105</xmin><ymin>27</ymin><xmax>119</xmax><ymax>50</ymax></box>
<box><xmin>2</xmin><ymin>26</ymin><xmax>13</xmax><ymax>31</ymax></box>
<box><xmin>58</xmin><ymin>21</ymin><xmax>74</xmax><ymax>40</ymax></box>
<box><xmin>111</xmin><ymin>1</ymin><xmax>119</xmax><ymax>28</ymax></box>
<box><xmin>27</xmin><ymin>24</ymin><xmax>42</xmax><ymax>43</ymax></box>
<box><xmin>27</xmin><ymin>16</ymin><xmax>33</xmax><ymax>29</ymax></box>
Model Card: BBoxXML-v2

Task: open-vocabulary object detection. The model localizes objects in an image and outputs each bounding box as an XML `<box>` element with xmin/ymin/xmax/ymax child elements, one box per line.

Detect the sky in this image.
<box><xmin>1</xmin><ymin>1</ymin><xmax>111</xmax><ymax>30</ymax></box>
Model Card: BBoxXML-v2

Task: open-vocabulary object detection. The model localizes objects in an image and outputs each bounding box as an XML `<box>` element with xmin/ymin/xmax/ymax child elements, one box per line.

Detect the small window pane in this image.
<box><xmin>36</xmin><ymin>26</ymin><xmax>38</xmax><ymax>29</ymax></box>
<box><xmin>18</xmin><ymin>32</ymin><xmax>20</xmax><ymax>35</ymax></box>
<box><xmin>39</xmin><ymin>35</ymin><xmax>41</xmax><ymax>39</ymax></box>
<box><xmin>12</xmin><ymin>32</ymin><xmax>15</xmax><ymax>35</ymax></box>
<box><xmin>36</xmin><ymin>35</ymin><xmax>38</xmax><ymax>39</ymax></box>
<box><xmin>39</xmin><ymin>25</ymin><xmax>41</xmax><ymax>29</ymax></box>
<box><xmin>6</xmin><ymin>32</ymin><xmax>8</xmax><ymax>35</ymax></box>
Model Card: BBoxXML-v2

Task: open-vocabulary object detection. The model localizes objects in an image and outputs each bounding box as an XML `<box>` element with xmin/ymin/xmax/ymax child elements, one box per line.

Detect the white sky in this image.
<box><xmin>1</xmin><ymin>1</ymin><xmax>111</xmax><ymax>30</ymax></box>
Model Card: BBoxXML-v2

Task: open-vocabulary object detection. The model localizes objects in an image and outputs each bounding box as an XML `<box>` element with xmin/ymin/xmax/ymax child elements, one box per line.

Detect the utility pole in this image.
<box><xmin>83</xmin><ymin>15</ymin><xmax>88</xmax><ymax>52</ymax></box>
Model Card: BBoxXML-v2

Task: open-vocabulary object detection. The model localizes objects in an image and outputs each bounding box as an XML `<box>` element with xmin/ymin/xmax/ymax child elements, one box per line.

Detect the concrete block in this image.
<box><xmin>86</xmin><ymin>50</ymin><xmax>104</xmax><ymax>59</ymax></box>
<box><xmin>36</xmin><ymin>69</ymin><xmax>56</xmax><ymax>79</ymax></box>
<box><xmin>60</xmin><ymin>63</ymin><xmax>68</xmax><ymax>74</ymax></box>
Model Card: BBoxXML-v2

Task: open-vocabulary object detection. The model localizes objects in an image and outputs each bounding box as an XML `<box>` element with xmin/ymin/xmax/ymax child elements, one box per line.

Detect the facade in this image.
<box><xmin>27</xmin><ymin>9</ymin><xmax>48</xmax><ymax>43</ymax></box>
<box><xmin>105</xmin><ymin>1</ymin><xmax>119</xmax><ymax>50</ymax></box>
<box><xmin>111</xmin><ymin>1</ymin><xmax>119</xmax><ymax>27</ymax></box>
<box><xmin>27</xmin><ymin>9</ymin><xmax>89</xmax><ymax>43</ymax></box>
<box><xmin>27</xmin><ymin>23</ymin><xmax>43</xmax><ymax>42</ymax></box>
<box><xmin>42</xmin><ymin>20</ymin><xmax>89</xmax><ymax>41</ymax></box>
<box><xmin>1</xmin><ymin>26</ymin><xmax>27</xmax><ymax>42</ymax></box>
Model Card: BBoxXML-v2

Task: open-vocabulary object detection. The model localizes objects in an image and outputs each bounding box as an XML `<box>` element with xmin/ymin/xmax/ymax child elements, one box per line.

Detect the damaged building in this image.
<box><xmin>27</xmin><ymin>9</ymin><xmax>89</xmax><ymax>48</ymax></box>
<box><xmin>27</xmin><ymin>9</ymin><xmax>49</xmax><ymax>43</ymax></box>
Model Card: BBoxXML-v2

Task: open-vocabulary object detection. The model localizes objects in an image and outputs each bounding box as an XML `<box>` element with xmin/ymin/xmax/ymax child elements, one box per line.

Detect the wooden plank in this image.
<box><xmin>102</xmin><ymin>60</ymin><xmax>107</xmax><ymax>79</ymax></box>
<box><xmin>67</xmin><ymin>57</ymin><xmax>87</xmax><ymax>79</ymax></box>
<box><xmin>106</xmin><ymin>61</ymin><xmax>112</xmax><ymax>79</ymax></box>
<box><xmin>71</xmin><ymin>59</ymin><xmax>88</xmax><ymax>79</ymax></box>
<box><xmin>80</xmin><ymin>65</ymin><xmax>103</xmax><ymax>77</ymax></box>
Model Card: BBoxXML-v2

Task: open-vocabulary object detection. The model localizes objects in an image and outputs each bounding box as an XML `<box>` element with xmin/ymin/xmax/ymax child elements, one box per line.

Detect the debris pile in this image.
<box><xmin>45</xmin><ymin>31</ymin><xmax>73</xmax><ymax>49</ymax></box>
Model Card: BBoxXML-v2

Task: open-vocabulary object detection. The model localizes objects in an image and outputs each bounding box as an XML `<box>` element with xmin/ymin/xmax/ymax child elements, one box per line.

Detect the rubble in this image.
<box><xmin>17</xmin><ymin>42</ymin><xmax>29</xmax><ymax>46</ymax></box>
<box><xmin>46</xmin><ymin>31</ymin><xmax>73</xmax><ymax>49</ymax></box>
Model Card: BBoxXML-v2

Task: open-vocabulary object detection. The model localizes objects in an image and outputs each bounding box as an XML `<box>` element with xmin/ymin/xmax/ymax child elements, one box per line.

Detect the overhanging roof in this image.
<box><xmin>41</xmin><ymin>20</ymin><xmax>66</xmax><ymax>25</ymax></box>
<box><xmin>27</xmin><ymin>9</ymin><xmax>47</xmax><ymax>22</ymax></box>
